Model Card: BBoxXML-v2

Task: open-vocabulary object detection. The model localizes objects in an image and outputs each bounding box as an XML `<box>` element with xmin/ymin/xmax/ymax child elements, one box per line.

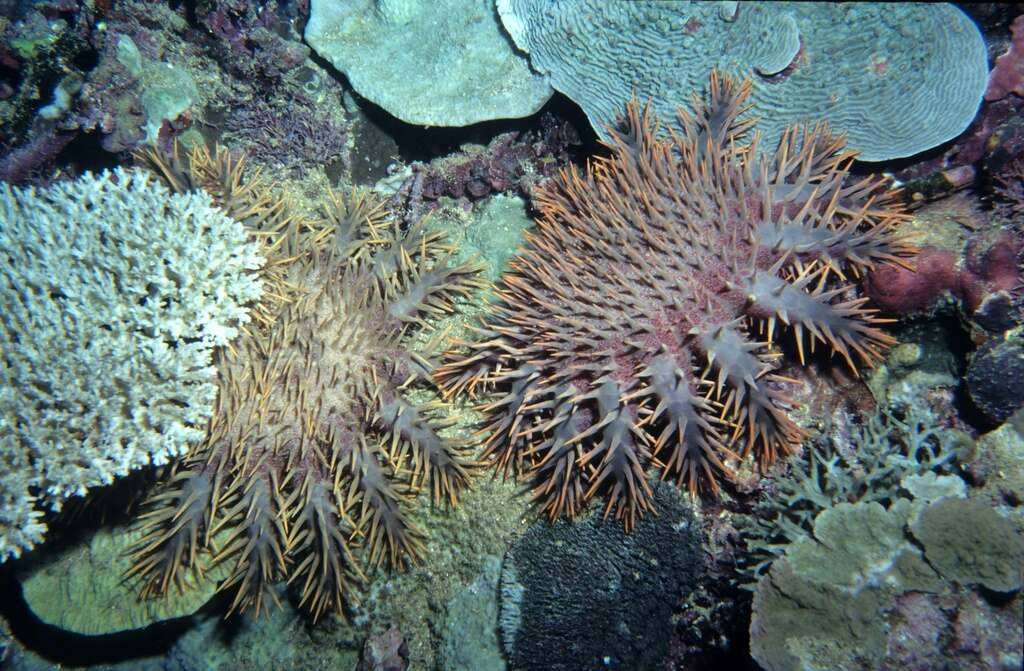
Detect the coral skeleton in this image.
<box><xmin>129</xmin><ymin>144</ymin><xmax>483</xmax><ymax>620</ymax></box>
<box><xmin>437</xmin><ymin>73</ymin><xmax>915</xmax><ymax>529</ymax></box>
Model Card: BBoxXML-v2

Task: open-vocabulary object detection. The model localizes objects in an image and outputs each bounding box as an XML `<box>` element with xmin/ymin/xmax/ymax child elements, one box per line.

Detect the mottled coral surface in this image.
<box><xmin>438</xmin><ymin>73</ymin><xmax>913</xmax><ymax>528</ymax></box>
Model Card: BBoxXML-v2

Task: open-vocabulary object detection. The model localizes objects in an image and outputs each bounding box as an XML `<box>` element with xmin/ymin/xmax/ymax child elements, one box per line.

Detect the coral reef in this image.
<box><xmin>891</xmin><ymin>94</ymin><xmax>1024</xmax><ymax>210</ymax></box>
<box><xmin>0</xmin><ymin>168</ymin><xmax>262</xmax><ymax>560</ymax></box>
<box><xmin>497</xmin><ymin>1</ymin><xmax>988</xmax><ymax>161</ymax></box>
<box><xmin>498</xmin><ymin>484</ymin><xmax>702</xmax><ymax>671</ymax></box>
<box><xmin>870</xmin><ymin>236</ymin><xmax>1023</xmax><ymax>334</ymax></box>
<box><xmin>968</xmin><ymin>407</ymin><xmax>1024</xmax><ymax>523</ymax></box>
<box><xmin>739</xmin><ymin>404</ymin><xmax>966</xmax><ymax>580</ymax></box>
<box><xmin>750</xmin><ymin>495</ymin><xmax>1024</xmax><ymax>671</ymax></box>
<box><xmin>0</xmin><ymin>2</ymin><xmax>90</xmax><ymax>178</ymax></box>
<box><xmin>994</xmin><ymin>157</ymin><xmax>1024</xmax><ymax>218</ymax></box>
<box><xmin>305</xmin><ymin>0</ymin><xmax>551</xmax><ymax>126</ymax></box>
<box><xmin>0</xmin><ymin>0</ymin><xmax>341</xmax><ymax>182</ymax></box>
<box><xmin>437</xmin><ymin>73</ymin><xmax>913</xmax><ymax>528</ymax></box>
<box><xmin>196</xmin><ymin>1</ymin><xmax>310</xmax><ymax>86</ymax></box>
<box><xmin>5</xmin><ymin>3</ymin><xmax>1023</xmax><ymax>668</ymax></box>
<box><xmin>128</xmin><ymin>144</ymin><xmax>483</xmax><ymax>620</ymax></box>
<box><xmin>222</xmin><ymin>97</ymin><xmax>348</xmax><ymax>178</ymax></box>
<box><xmin>387</xmin><ymin>114</ymin><xmax>578</xmax><ymax>226</ymax></box>
<box><xmin>986</xmin><ymin>14</ymin><xmax>1024</xmax><ymax>103</ymax></box>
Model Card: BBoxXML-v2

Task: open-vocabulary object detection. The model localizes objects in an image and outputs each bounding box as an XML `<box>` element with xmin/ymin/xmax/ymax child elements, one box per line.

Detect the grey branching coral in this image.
<box><xmin>129</xmin><ymin>145</ymin><xmax>482</xmax><ymax>620</ymax></box>
<box><xmin>437</xmin><ymin>73</ymin><xmax>915</xmax><ymax>529</ymax></box>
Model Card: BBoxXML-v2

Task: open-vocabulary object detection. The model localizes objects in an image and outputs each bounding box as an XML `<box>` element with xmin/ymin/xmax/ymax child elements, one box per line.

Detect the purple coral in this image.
<box><xmin>390</xmin><ymin>114</ymin><xmax>578</xmax><ymax>224</ymax></box>
<box><xmin>198</xmin><ymin>1</ymin><xmax>310</xmax><ymax>84</ymax></box>
<box><xmin>986</xmin><ymin>14</ymin><xmax>1024</xmax><ymax>103</ymax></box>
<box><xmin>223</xmin><ymin>98</ymin><xmax>349</xmax><ymax>177</ymax></box>
<box><xmin>994</xmin><ymin>158</ymin><xmax>1024</xmax><ymax>217</ymax></box>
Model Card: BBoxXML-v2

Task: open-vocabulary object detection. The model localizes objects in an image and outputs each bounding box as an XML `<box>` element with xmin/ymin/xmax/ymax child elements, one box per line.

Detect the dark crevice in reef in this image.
<box><xmin>58</xmin><ymin>130</ymin><xmax>124</xmax><ymax>177</ymax></box>
<box><xmin>0</xmin><ymin>564</ymin><xmax>194</xmax><ymax>666</ymax></box>
<box><xmin>351</xmin><ymin>87</ymin><xmax>597</xmax><ymax>165</ymax></box>
<box><xmin>307</xmin><ymin>43</ymin><xmax>597</xmax><ymax>169</ymax></box>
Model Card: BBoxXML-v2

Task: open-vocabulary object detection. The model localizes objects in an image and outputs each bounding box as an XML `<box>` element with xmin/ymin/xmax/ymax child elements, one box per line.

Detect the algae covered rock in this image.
<box><xmin>305</xmin><ymin>0</ymin><xmax>552</xmax><ymax>126</ymax></box>
<box><xmin>19</xmin><ymin>523</ymin><xmax>229</xmax><ymax>635</ymax></box>
<box><xmin>438</xmin><ymin>555</ymin><xmax>505</xmax><ymax>671</ymax></box>
<box><xmin>782</xmin><ymin>501</ymin><xmax>941</xmax><ymax>593</ymax></box>
<box><xmin>912</xmin><ymin>498</ymin><xmax>1024</xmax><ymax>593</ymax></box>
<box><xmin>751</xmin><ymin>560</ymin><xmax>892</xmax><ymax>671</ymax></box>
<box><xmin>972</xmin><ymin>409</ymin><xmax>1024</xmax><ymax>523</ymax></box>
<box><xmin>750</xmin><ymin>496</ymin><xmax>1024</xmax><ymax>671</ymax></box>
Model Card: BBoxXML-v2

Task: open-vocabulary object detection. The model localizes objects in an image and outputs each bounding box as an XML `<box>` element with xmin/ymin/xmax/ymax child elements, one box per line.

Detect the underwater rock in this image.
<box><xmin>19</xmin><ymin>524</ymin><xmax>229</xmax><ymax>635</ymax></box>
<box><xmin>498</xmin><ymin>484</ymin><xmax>702</xmax><ymax>671</ymax></box>
<box><xmin>114</xmin><ymin>34</ymin><xmax>198</xmax><ymax>144</ymax></box>
<box><xmin>305</xmin><ymin>0</ymin><xmax>552</xmax><ymax>126</ymax></box>
<box><xmin>359</xmin><ymin>626</ymin><xmax>410</xmax><ymax>671</ymax></box>
<box><xmin>750</xmin><ymin>495</ymin><xmax>1024</xmax><ymax>671</ymax></box>
<box><xmin>967</xmin><ymin>328</ymin><xmax>1024</xmax><ymax>425</ymax></box>
<box><xmin>864</xmin><ymin>329</ymin><xmax>964</xmax><ymax>413</ymax></box>
<box><xmin>438</xmin><ymin>555</ymin><xmax>504</xmax><ymax>671</ymax></box>
<box><xmin>458</xmin><ymin>195</ymin><xmax>534</xmax><ymax>282</ymax></box>
<box><xmin>971</xmin><ymin>409</ymin><xmax>1024</xmax><ymax>522</ymax></box>
<box><xmin>498</xmin><ymin>1</ymin><xmax>988</xmax><ymax>161</ymax></box>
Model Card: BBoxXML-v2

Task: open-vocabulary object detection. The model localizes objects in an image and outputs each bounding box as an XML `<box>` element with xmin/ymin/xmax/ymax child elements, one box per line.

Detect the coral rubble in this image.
<box><xmin>438</xmin><ymin>73</ymin><xmax>914</xmax><ymax>529</ymax></box>
<box><xmin>128</xmin><ymin>144</ymin><xmax>483</xmax><ymax>620</ymax></box>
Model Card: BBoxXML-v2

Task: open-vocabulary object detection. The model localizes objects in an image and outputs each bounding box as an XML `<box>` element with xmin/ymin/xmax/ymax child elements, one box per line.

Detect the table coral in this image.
<box><xmin>437</xmin><ymin>73</ymin><xmax>914</xmax><ymax>530</ymax></box>
<box><xmin>128</xmin><ymin>146</ymin><xmax>483</xmax><ymax>620</ymax></box>
<box><xmin>304</xmin><ymin>0</ymin><xmax>552</xmax><ymax>126</ymax></box>
<box><xmin>498</xmin><ymin>1</ymin><xmax>988</xmax><ymax>161</ymax></box>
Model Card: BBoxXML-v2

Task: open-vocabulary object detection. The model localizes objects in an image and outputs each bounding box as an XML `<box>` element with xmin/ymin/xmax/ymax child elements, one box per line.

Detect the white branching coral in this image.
<box><xmin>0</xmin><ymin>168</ymin><xmax>263</xmax><ymax>560</ymax></box>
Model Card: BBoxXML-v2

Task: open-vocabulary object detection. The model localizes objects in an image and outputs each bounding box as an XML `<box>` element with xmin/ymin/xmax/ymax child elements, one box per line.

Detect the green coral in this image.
<box><xmin>740</xmin><ymin>404</ymin><xmax>967</xmax><ymax>581</ymax></box>
<box><xmin>751</xmin><ymin>495</ymin><xmax>1024</xmax><ymax>671</ymax></box>
<box><xmin>913</xmin><ymin>498</ymin><xmax>1024</xmax><ymax>593</ymax></box>
<box><xmin>747</xmin><ymin>407</ymin><xmax>1024</xmax><ymax>671</ymax></box>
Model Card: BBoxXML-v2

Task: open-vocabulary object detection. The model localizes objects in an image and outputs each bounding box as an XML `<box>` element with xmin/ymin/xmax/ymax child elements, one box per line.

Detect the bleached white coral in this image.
<box><xmin>0</xmin><ymin>168</ymin><xmax>263</xmax><ymax>560</ymax></box>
